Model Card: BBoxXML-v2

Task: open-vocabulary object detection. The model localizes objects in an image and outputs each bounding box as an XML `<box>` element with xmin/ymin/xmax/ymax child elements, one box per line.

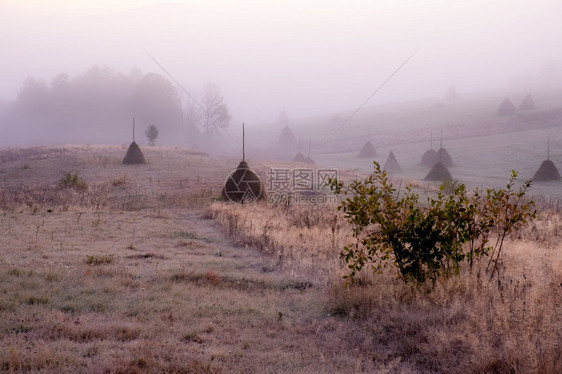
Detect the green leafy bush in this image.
<box><xmin>329</xmin><ymin>162</ymin><xmax>535</xmax><ymax>287</ymax></box>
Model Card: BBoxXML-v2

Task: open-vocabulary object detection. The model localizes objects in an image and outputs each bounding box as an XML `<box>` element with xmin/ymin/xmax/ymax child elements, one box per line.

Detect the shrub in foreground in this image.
<box><xmin>329</xmin><ymin>162</ymin><xmax>535</xmax><ymax>287</ymax></box>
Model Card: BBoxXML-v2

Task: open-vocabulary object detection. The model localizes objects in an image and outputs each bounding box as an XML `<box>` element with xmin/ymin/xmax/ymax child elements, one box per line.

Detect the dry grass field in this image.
<box><xmin>0</xmin><ymin>145</ymin><xmax>560</xmax><ymax>373</ymax></box>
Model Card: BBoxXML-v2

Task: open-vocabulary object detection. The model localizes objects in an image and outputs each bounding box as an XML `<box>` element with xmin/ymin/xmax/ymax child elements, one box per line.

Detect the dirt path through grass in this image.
<box><xmin>0</xmin><ymin>203</ymin><xmax>373</xmax><ymax>372</ymax></box>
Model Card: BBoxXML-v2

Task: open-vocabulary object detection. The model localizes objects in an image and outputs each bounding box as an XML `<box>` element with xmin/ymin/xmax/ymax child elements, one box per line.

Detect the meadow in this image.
<box><xmin>0</xmin><ymin>143</ymin><xmax>560</xmax><ymax>373</ymax></box>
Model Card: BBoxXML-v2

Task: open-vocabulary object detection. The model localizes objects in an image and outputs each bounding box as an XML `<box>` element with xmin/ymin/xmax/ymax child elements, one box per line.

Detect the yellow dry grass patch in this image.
<box><xmin>209</xmin><ymin>198</ymin><xmax>562</xmax><ymax>373</ymax></box>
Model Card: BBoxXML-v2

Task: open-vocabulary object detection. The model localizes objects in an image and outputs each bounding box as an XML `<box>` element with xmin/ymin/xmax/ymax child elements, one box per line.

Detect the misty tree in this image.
<box><xmin>200</xmin><ymin>83</ymin><xmax>231</xmax><ymax>136</ymax></box>
<box><xmin>4</xmin><ymin>66</ymin><xmax>184</xmax><ymax>145</ymax></box>
<box><xmin>181</xmin><ymin>83</ymin><xmax>231</xmax><ymax>147</ymax></box>
<box><xmin>132</xmin><ymin>73</ymin><xmax>183</xmax><ymax>132</ymax></box>
<box><xmin>14</xmin><ymin>77</ymin><xmax>50</xmax><ymax>114</ymax></box>
<box><xmin>145</xmin><ymin>124</ymin><xmax>159</xmax><ymax>146</ymax></box>
<box><xmin>182</xmin><ymin>96</ymin><xmax>203</xmax><ymax>136</ymax></box>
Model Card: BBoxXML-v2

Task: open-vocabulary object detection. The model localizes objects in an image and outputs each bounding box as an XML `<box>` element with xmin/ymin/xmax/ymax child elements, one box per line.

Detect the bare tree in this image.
<box><xmin>200</xmin><ymin>83</ymin><xmax>231</xmax><ymax>136</ymax></box>
<box><xmin>181</xmin><ymin>95</ymin><xmax>203</xmax><ymax>147</ymax></box>
<box><xmin>181</xmin><ymin>83</ymin><xmax>231</xmax><ymax>148</ymax></box>
<box><xmin>183</xmin><ymin>96</ymin><xmax>202</xmax><ymax>129</ymax></box>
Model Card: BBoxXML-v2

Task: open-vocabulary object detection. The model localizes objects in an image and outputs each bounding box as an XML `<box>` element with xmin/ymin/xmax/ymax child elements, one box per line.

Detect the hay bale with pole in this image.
<box><xmin>292</xmin><ymin>152</ymin><xmax>306</xmax><ymax>162</ymax></box>
<box><xmin>303</xmin><ymin>138</ymin><xmax>315</xmax><ymax>164</ymax></box>
<box><xmin>292</xmin><ymin>138</ymin><xmax>306</xmax><ymax>162</ymax></box>
<box><xmin>533</xmin><ymin>139</ymin><xmax>560</xmax><ymax>181</ymax></box>
<box><xmin>303</xmin><ymin>156</ymin><xmax>315</xmax><ymax>165</ymax></box>
<box><xmin>421</xmin><ymin>149</ymin><xmax>437</xmax><ymax>167</ymax></box>
<box><xmin>520</xmin><ymin>93</ymin><xmax>536</xmax><ymax>111</ymax></box>
<box><xmin>420</xmin><ymin>132</ymin><xmax>436</xmax><ymax>166</ymax></box>
<box><xmin>123</xmin><ymin>141</ymin><xmax>146</xmax><ymax>164</ymax></box>
<box><xmin>383</xmin><ymin>151</ymin><xmax>401</xmax><ymax>173</ymax></box>
<box><xmin>122</xmin><ymin>118</ymin><xmax>146</xmax><ymax>164</ymax></box>
<box><xmin>533</xmin><ymin>160</ymin><xmax>560</xmax><ymax>181</ymax></box>
<box><xmin>358</xmin><ymin>140</ymin><xmax>377</xmax><ymax>158</ymax></box>
<box><xmin>222</xmin><ymin>124</ymin><xmax>267</xmax><ymax>204</ymax></box>
<box><xmin>431</xmin><ymin>148</ymin><xmax>454</xmax><ymax>167</ymax></box>
<box><xmin>424</xmin><ymin>162</ymin><xmax>453</xmax><ymax>182</ymax></box>
<box><xmin>497</xmin><ymin>98</ymin><xmax>516</xmax><ymax>116</ymax></box>
<box><xmin>222</xmin><ymin>160</ymin><xmax>267</xmax><ymax>203</ymax></box>
<box><xmin>278</xmin><ymin>126</ymin><xmax>297</xmax><ymax>149</ymax></box>
<box><xmin>428</xmin><ymin>132</ymin><xmax>454</xmax><ymax>167</ymax></box>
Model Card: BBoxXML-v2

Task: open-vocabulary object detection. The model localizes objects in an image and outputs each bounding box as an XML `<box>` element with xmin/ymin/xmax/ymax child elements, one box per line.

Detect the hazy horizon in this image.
<box><xmin>2</xmin><ymin>0</ymin><xmax>562</xmax><ymax>127</ymax></box>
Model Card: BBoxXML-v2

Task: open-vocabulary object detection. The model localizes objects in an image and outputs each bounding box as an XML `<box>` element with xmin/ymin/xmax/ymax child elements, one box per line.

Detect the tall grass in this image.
<box><xmin>207</xmin><ymin>202</ymin><xmax>346</xmax><ymax>282</ymax></box>
<box><xmin>209</xmin><ymin>200</ymin><xmax>561</xmax><ymax>373</ymax></box>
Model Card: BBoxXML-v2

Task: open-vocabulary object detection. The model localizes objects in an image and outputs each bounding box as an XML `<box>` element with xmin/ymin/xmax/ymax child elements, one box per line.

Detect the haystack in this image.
<box><xmin>497</xmin><ymin>98</ymin><xmax>516</xmax><ymax>116</ymax></box>
<box><xmin>222</xmin><ymin>160</ymin><xmax>267</xmax><ymax>203</ymax></box>
<box><xmin>292</xmin><ymin>138</ymin><xmax>306</xmax><ymax>162</ymax></box>
<box><xmin>303</xmin><ymin>138</ymin><xmax>315</xmax><ymax>164</ymax></box>
<box><xmin>123</xmin><ymin>141</ymin><xmax>146</xmax><ymax>164</ymax></box>
<box><xmin>222</xmin><ymin>123</ymin><xmax>267</xmax><ymax>204</ymax></box>
<box><xmin>424</xmin><ymin>162</ymin><xmax>452</xmax><ymax>181</ymax></box>
<box><xmin>278</xmin><ymin>126</ymin><xmax>297</xmax><ymax>149</ymax></box>
<box><xmin>420</xmin><ymin>149</ymin><xmax>437</xmax><ymax>167</ymax></box>
<box><xmin>533</xmin><ymin>160</ymin><xmax>560</xmax><ymax>181</ymax></box>
<box><xmin>303</xmin><ymin>156</ymin><xmax>315</xmax><ymax>165</ymax></box>
<box><xmin>431</xmin><ymin>148</ymin><xmax>454</xmax><ymax>167</ymax></box>
<box><xmin>420</xmin><ymin>133</ymin><xmax>436</xmax><ymax>166</ymax></box>
<box><xmin>383</xmin><ymin>151</ymin><xmax>401</xmax><ymax>173</ymax></box>
<box><xmin>520</xmin><ymin>93</ymin><xmax>535</xmax><ymax>111</ymax></box>
<box><xmin>292</xmin><ymin>152</ymin><xmax>306</xmax><ymax>162</ymax></box>
<box><xmin>445</xmin><ymin>86</ymin><xmax>458</xmax><ymax>100</ymax></box>
<box><xmin>533</xmin><ymin>139</ymin><xmax>560</xmax><ymax>181</ymax></box>
<box><xmin>358</xmin><ymin>140</ymin><xmax>377</xmax><ymax>158</ymax></box>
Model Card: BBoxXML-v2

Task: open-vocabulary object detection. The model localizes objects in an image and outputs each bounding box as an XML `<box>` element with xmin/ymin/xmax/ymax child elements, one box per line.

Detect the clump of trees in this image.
<box><xmin>329</xmin><ymin>162</ymin><xmax>536</xmax><ymax>287</ymax></box>
<box><xmin>1</xmin><ymin>66</ymin><xmax>182</xmax><ymax>145</ymax></box>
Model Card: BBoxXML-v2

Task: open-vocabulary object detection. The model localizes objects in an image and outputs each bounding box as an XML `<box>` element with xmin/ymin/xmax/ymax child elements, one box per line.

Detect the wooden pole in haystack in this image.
<box><xmin>430</xmin><ymin>132</ymin><xmax>433</xmax><ymax>150</ymax></box>
<box><xmin>439</xmin><ymin>130</ymin><xmax>443</xmax><ymax>163</ymax></box>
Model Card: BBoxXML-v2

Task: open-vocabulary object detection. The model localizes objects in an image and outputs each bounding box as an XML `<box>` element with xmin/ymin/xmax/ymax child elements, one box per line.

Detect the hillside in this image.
<box><xmin>0</xmin><ymin>145</ymin><xmax>560</xmax><ymax>372</ymax></box>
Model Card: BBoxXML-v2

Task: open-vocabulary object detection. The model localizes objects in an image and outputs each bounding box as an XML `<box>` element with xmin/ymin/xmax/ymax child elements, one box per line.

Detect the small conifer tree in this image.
<box><xmin>145</xmin><ymin>124</ymin><xmax>159</xmax><ymax>146</ymax></box>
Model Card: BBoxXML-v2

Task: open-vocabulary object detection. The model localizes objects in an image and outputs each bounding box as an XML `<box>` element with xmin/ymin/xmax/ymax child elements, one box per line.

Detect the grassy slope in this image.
<box><xmin>0</xmin><ymin>145</ymin><xmax>560</xmax><ymax>373</ymax></box>
<box><xmin>0</xmin><ymin>146</ymin><xmax>375</xmax><ymax>372</ymax></box>
<box><xmin>251</xmin><ymin>90</ymin><xmax>562</xmax><ymax>200</ymax></box>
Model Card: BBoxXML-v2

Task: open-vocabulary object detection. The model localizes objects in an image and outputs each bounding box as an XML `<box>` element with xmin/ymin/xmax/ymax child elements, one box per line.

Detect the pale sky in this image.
<box><xmin>1</xmin><ymin>0</ymin><xmax>561</xmax><ymax>124</ymax></box>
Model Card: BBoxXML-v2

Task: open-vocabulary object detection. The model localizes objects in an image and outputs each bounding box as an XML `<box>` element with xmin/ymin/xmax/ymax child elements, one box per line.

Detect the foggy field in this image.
<box><xmin>2</xmin><ymin>1</ymin><xmax>562</xmax><ymax>372</ymax></box>
<box><xmin>318</xmin><ymin>122</ymin><xmax>562</xmax><ymax>197</ymax></box>
<box><xmin>0</xmin><ymin>145</ymin><xmax>560</xmax><ymax>373</ymax></box>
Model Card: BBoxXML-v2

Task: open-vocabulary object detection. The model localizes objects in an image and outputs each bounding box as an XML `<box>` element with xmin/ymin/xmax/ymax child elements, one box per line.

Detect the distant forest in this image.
<box><xmin>0</xmin><ymin>66</ymin><xmax>187</xmax><ymax>146</ymax></box>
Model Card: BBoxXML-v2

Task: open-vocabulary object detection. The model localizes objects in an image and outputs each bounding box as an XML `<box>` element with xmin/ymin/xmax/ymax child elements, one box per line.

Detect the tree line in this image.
<box><xmin>0</xmin><ymin>66</ymin><xmax>230</xmax><ymax>148</ymax></box>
